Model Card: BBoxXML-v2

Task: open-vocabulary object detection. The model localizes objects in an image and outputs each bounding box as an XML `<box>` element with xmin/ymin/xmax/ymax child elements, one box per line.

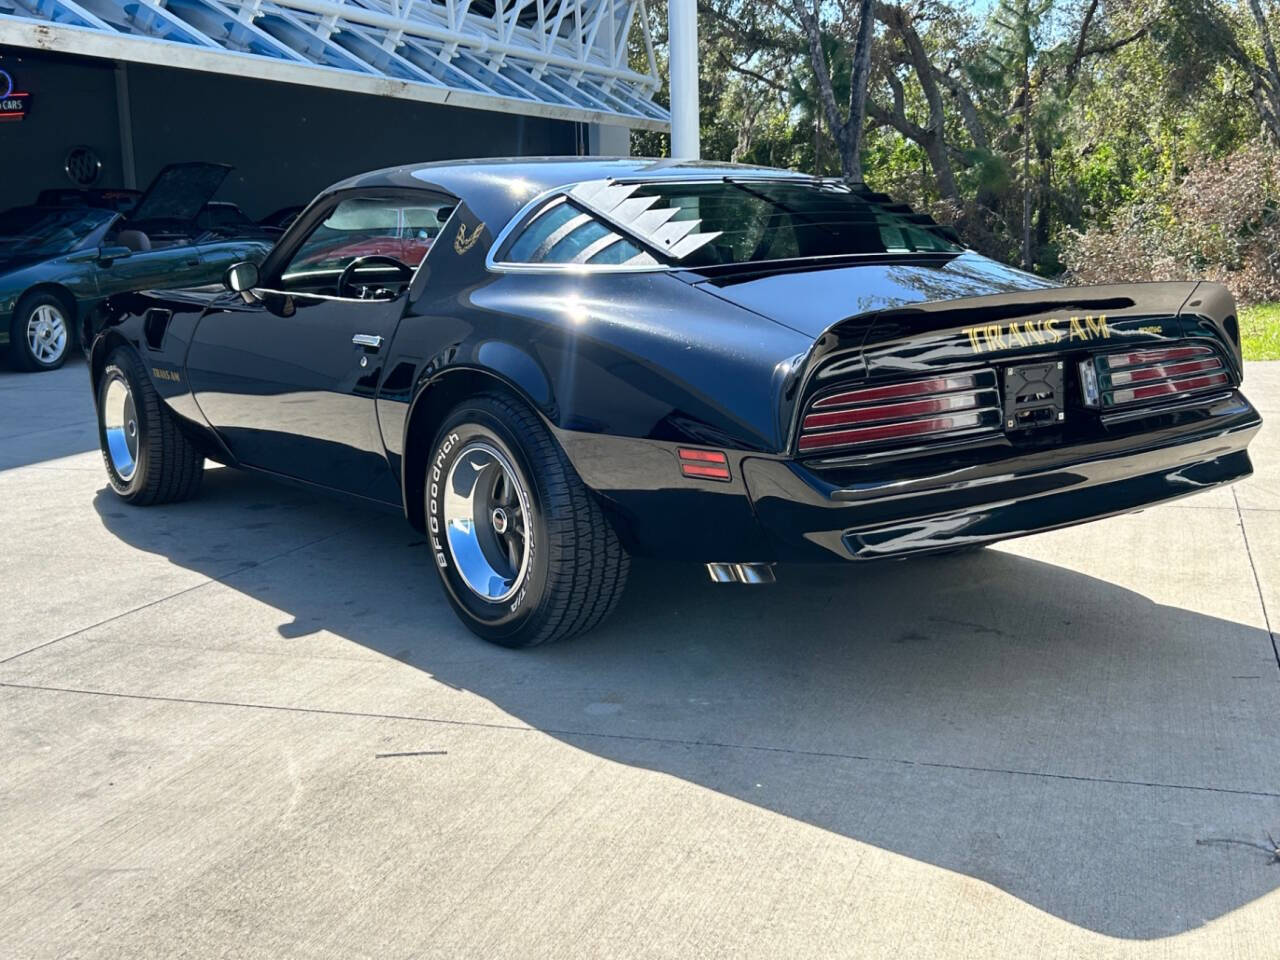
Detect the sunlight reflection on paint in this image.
<box><xmin>564</xmin><ymin>297</ymin><xmax>589</xmax><ymax>325</ymax></box>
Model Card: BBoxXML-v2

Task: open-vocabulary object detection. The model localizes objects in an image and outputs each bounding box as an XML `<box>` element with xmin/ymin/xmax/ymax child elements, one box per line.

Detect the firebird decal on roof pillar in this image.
<box><xmin>454</xmin><ymin>221</ymin><xmax>485</xmax><ymax>256</ymax></box>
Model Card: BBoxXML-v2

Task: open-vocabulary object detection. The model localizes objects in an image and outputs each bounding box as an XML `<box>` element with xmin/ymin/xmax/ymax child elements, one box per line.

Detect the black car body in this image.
<box><xmin>85</xmin><ymin>158</ymin><xmax>1262</xmax><ymax>645</ymax></box>
<box><xmin>2</xmin><ymin>163</ymin><xmax>272</xmax><ymax>371</ymax></box>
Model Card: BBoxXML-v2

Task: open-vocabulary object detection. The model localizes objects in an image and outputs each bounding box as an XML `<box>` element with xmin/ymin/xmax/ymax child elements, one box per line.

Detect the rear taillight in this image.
<box><xmin>1088</xmin><ymin>344</ymin><xmax>1230</xmax><ymax>409</ymax></box>
<box><xmin>799</xmin><ymin>370</ymin><xmax>1002</xmax><ymax>454</ymax></box>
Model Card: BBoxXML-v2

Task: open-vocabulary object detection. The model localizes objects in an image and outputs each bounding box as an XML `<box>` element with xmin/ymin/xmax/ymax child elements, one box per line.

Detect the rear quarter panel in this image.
<box><xmin>380</xmin><ymin>231</ymin><xmax>812</xmax><ymax>558</ymax></box>
<box><xmin>383</xmin><ymin>256</ymin><xmax>814</xmax><ymax>462</ymax></box>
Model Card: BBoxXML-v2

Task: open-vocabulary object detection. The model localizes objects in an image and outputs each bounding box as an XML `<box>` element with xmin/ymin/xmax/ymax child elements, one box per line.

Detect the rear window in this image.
<box><xmin>629</xmin><ymin>181</ymin><xmax>960</xmax><ymax>266</ymax></box>
<box><xmin>495</xmin><ymin>180</ymin><xmax>961</xmax><ymax>270</ymax></box>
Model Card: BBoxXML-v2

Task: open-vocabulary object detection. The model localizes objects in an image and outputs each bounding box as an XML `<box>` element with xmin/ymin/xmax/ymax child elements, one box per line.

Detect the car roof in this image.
<box><xmin>327</xmin><ymin>157</ymin><xmax>816</xmax><ymax>233</ymax></box>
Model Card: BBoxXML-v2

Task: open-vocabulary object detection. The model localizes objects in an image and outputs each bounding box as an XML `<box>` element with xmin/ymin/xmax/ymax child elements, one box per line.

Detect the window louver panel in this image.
<box><xmin>498</xmin><ymin>197</ymin><xmax>655</xmax><ymax>267</ymax></box>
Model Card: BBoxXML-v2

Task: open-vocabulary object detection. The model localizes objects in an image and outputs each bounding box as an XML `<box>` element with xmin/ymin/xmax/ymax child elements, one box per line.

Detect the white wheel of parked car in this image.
<box><xmin>9</xmin><ymin>292</ymin><xmax>71</xmax><ymax>372</ymax></box>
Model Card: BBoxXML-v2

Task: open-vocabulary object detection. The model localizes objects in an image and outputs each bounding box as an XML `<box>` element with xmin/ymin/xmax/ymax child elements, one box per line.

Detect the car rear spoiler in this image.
<box><xmin>800</xmin><ymin>280</ymin><xmax>1241</xmax><ymax>387</ymax></box>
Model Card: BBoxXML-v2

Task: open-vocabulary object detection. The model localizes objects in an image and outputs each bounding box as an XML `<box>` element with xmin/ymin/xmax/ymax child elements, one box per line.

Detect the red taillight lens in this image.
<box><xmin>812</xmin><ymin>374</ymin><xmax>986</xmax><ymax>408</ymax></box>
<box><xmin>1095</xmin><ymin>344</ymin><xmax>1229</xmax><ymax>408</ymax></box>
<box><xmin>1100</xmin><ymin>346</ymin><xmax>1210</xmax><ymax>369</ymax></box>
<box><xmin>803</xmin><ymin>392</ymin><xmax>983</xmax><ymax>430</ymax></box>
<box><xmin>678</xmin><ymin>448</ymin><xmax>730</xmax><ymax>481</ymax></box>
<box><xmin>799</xmin><ymin>370</ymin><xmax>1001</xmax><ymax>454</ymax></box>
<box><xmin>1105</xmin><ymin>358</ymin><xmax>1221</xmax><ymax>386</ymax></box>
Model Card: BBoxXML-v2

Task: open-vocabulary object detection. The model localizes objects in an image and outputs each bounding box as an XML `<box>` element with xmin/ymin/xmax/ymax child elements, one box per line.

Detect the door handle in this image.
<box><xmin>352</xmin><ymin>334</ymin><xmax>384</xmax><ymax>350</ymax></box>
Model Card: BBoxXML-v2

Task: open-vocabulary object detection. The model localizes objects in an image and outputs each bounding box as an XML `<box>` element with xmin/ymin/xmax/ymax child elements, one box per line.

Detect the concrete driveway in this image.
<box><xmin>2</xmin><ymin>358</ymin><xmax>1278</xmax><ymax>959</ymax></box>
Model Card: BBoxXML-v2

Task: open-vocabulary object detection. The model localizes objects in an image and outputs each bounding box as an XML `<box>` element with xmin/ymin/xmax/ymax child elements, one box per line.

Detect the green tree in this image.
<box><xmin>984</xmin><ymin>0</ymin><xmax>1053</xmax><ymax>268</ymax></box>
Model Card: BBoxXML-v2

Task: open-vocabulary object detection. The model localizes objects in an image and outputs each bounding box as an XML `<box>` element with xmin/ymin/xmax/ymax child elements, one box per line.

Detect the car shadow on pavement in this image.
<box><xmin>93</xmin><ymin>467</ymin><xmax>1280</xmax><ymax>941</ymax></box>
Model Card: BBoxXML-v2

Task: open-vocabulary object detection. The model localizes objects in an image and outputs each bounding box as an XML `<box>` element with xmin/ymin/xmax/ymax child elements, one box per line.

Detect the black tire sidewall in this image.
<box><xmin>12</xmin><ymin>293</ymin><xmax>71</xmax><ymax>371</ymax></box>
<box><xmin>96</xmin><ymin>354</ymin><xmax>153</xmax><ymax>498</ymax></box>
<box><xmin>427</xmin><ymin>406</ymin><xmax>550</xmax><ymax>644</ymax></box>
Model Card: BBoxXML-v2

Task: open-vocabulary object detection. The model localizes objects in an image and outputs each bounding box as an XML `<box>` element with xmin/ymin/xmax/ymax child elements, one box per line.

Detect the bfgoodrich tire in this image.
<box><xmin>426</xmin><ymin>393</ymin><xmax>629</xmax><ymax>647</ymax></box>
<box><xmin>96</xmin><ymin>347</ymin><xmax>204</xmax><ymax>505</ymax></box>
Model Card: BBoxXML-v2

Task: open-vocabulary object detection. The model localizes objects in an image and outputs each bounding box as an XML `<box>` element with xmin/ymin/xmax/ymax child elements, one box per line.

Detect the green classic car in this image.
<box><xmin>1</xmin><ymin>163</ymin><xmax>272</xmax><ymax>372</ymax></box>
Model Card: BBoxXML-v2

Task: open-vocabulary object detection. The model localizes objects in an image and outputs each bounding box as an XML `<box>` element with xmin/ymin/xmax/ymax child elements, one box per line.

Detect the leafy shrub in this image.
<box><xmin>1059</xmin><ymin>141</ymin><xmax>1280</xmax><ymax>304</ymax></box>
<box><xmin>930</xmin><ymin>197</ymin><xmax>1021</xmax><ymax>267</ymax></box>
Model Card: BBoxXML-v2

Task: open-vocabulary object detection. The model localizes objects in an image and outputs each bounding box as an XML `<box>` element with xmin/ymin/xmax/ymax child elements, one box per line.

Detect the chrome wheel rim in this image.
<box><xmin>102</xmin><ymin>375</ymin><xmax>139</xmax><ymax>482</ymax></box>
<box><xmin>443</xmin><ymin>441</ymin><xmax>531</xmax><ymax>603</ymax></box>
<box><xmin>26</xmin><ymin>304</ymin><xmax>67</xmax><ymax>365</ymax></box>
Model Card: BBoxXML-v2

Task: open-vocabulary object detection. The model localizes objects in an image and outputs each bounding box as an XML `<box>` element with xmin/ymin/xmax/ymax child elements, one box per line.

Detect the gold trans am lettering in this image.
<box><xmin>453</xmin><ymin>221</ymin><xmax>484</xmax><ymax>256</ymax></box>
<box><xmin>151</xmin><ymin>367</ymin><xmax>181</xmax><ymax>383</ymax></box>
<box><xmin>963</xmin><ymin>314</ymin><xmax>1111</xmax><ymax>354</ymax></box>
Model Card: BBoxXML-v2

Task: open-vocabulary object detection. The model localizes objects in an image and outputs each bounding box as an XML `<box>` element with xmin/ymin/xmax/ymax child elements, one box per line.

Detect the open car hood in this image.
<box><xmin>129</xmin><ymin>162</ymin><xmax>232</xmax><ymax>225</ymax></box>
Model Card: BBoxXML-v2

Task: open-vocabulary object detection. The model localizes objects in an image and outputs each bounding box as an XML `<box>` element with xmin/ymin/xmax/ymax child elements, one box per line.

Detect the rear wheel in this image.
<box><xmin>9</xmin><ymin>292</ymin><xmax>72</xmax><ymax>372</ymax></box>
<box><xmin>97</xmin><ymin>347</ymin><xmax>204</xmax><ymax>505</ymax></box>
<box><xmin>426</xmin><ymin>393</ymin><xmax>629</xmax><ymax>647</ymax></box>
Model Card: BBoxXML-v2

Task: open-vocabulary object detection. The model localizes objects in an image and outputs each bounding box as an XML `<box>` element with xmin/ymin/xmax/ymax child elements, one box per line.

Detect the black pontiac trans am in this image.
<box><xmin>83</xmin><ymin>158</ymin><xmax>1263</xmax><ymax>647</ymax></box>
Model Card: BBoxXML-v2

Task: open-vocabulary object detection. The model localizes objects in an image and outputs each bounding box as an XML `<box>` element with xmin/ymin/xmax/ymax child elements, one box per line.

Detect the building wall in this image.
<box><xmin>589</xmin><ymin>123</ymin><xmax>632</xmax><ymax>157</ymax></box>
<box><xmin>0</xmin><ymin>46</ymin><xmax>580</xmax><ymax>218</ymax></box>
<box><xmin>0</xmin><ymin>47</ymin><xmax>124</xmax><ymax>211</ymax></box>
<box><xmin>124</xmin><ymin>64</ymin><xmax>580</xmax><ymax>218</ymax></box>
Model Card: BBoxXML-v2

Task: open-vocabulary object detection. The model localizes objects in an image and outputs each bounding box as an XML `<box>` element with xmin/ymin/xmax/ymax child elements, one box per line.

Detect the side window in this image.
<box><xmin>277</xmin><ymin>195</ymin><xmax>452</xmax><ymax>296</ymax></box>
<box><xmin>498</xmin><ymin>197</ymin><xmax>654</xmax><ymax>268</ymax></box>
<box><xmin>399</xmin><ymin>205</ymin><xmax>447</xmax><ymax>269</ymax></box>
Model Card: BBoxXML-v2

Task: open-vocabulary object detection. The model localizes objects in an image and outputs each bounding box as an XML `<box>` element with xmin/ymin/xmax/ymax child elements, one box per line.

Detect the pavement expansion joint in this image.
<box><xmin>4</xmin><ymin>679</ymin><xmax>1280</xmax><ymax>800</ymax></box>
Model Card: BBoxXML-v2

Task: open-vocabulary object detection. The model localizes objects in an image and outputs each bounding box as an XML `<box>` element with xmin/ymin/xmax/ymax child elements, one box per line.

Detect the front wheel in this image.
<box><xmin>426</xmin><ymin>393</ymin><xmax>629</xmax><ymax>647</ymax></box>
<box><xmin>97</xmin><ymin>347</ymin><xmax>204</xmax><ymax>505</ymax></box>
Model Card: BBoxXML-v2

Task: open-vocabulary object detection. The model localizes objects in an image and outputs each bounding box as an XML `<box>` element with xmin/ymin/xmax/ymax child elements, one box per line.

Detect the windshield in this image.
<box><xmin>627</xmin><ymin>180</ymin><xmax>962</xmax><ymax>266</ymax></box>
<box><xmin>0</xmin><ymin>206</ymin><xmax>112</xmax><ymax>257</ymax></box>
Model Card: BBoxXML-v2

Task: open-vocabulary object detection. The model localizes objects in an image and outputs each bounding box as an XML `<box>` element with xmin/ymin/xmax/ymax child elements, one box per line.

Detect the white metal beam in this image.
<box><xmin>0</xmin><ymin>13</ymin><xmax>668</xmax><ymax>129</ymax></box>
<box><xmin>0</xmin><ymin>0</ymin><xmax>667</xmax><ymax>127</ymax></box>
<box><xmin>667</xmin><ymin>0</ymin><xmax>698</xmax><ymax>158</ymax></box>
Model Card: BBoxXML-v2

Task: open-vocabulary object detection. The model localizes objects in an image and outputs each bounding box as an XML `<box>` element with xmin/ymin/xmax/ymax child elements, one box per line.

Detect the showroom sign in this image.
<box><xmin>0</xmin><ymin>69</ymin><xmax>32</xmax><ymax>121</ymax></box>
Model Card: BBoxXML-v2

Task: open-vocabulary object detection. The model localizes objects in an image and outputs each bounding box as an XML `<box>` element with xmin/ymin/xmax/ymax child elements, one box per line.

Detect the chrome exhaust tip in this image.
<box><xmin>706</xmin><ymin>562</ymin><xmax>737</xmax><ymax>583</ymax></box>
<box><xmin>733</xmin><ymin>563</ymin><xmax>776</xmax><ymax>584</ymax></box>
<box><xmin>706</xmin><ymin>562</ymin><xmax>776</xmax><ymax>584</ymax></box>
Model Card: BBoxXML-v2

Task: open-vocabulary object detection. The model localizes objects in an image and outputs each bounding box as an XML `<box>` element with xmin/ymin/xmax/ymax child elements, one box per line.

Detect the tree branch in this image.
<box><xmin>716</xmin><ymin>53</ymin><xmax>788</xmax><ymax>93</ymax></box>
<box><xmin>845</xmin><ymin>0</ymin><xmax>878</xmax><ymax>152</ymax></box>
<box><xmin>866</xmin><ymin>71</ymin><xmax>928</xmax><ymax>143</ymax></box>
<box><xmin>791</xmin><ymin>0</ymin><xmax>847</xmax><ymax>139</ymax></box>
<box><xmin>875</xmin><ymin>1</ymin><xmax>957</xmax><ymax>197</ymax></box>
<box><xmin>1065</xmin><ymin>0</ymin><xmax>1101</xmax><ymax>88</ymax></box>
<box><xmin>1078</xmin><ymin>26</ymin><xmax>1148</xmax><ymax>62</ymax></box>
<box><xmin>934</xmin><ymin>68</ymin><xmax>990</xmax><ymax>152</ymax></box>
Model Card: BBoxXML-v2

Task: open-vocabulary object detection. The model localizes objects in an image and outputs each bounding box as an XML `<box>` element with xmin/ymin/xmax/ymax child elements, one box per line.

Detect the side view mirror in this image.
<box><xmin>97</xmin><ymin>245</ymin><xmax>132</xmax><ymax>264</ymax></box>
<box><xmin>224</xmin><ymin>260</ymin><xmax>260</xmax><ymax>293</ymax></box>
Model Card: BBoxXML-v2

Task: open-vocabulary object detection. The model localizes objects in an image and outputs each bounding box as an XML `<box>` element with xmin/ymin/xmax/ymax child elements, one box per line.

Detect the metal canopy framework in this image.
<box><xmin>0</xmin><ymin>0</ymin><xmax>669</xmax><ymax>129</ymax></box>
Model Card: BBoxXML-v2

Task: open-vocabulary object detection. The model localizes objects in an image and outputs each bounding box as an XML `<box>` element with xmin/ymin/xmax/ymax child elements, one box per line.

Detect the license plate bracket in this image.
<box><xmin>1002</xmin><ymin>361</ymin><xmax>1064</xmax><ymax>431</ymax></box>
